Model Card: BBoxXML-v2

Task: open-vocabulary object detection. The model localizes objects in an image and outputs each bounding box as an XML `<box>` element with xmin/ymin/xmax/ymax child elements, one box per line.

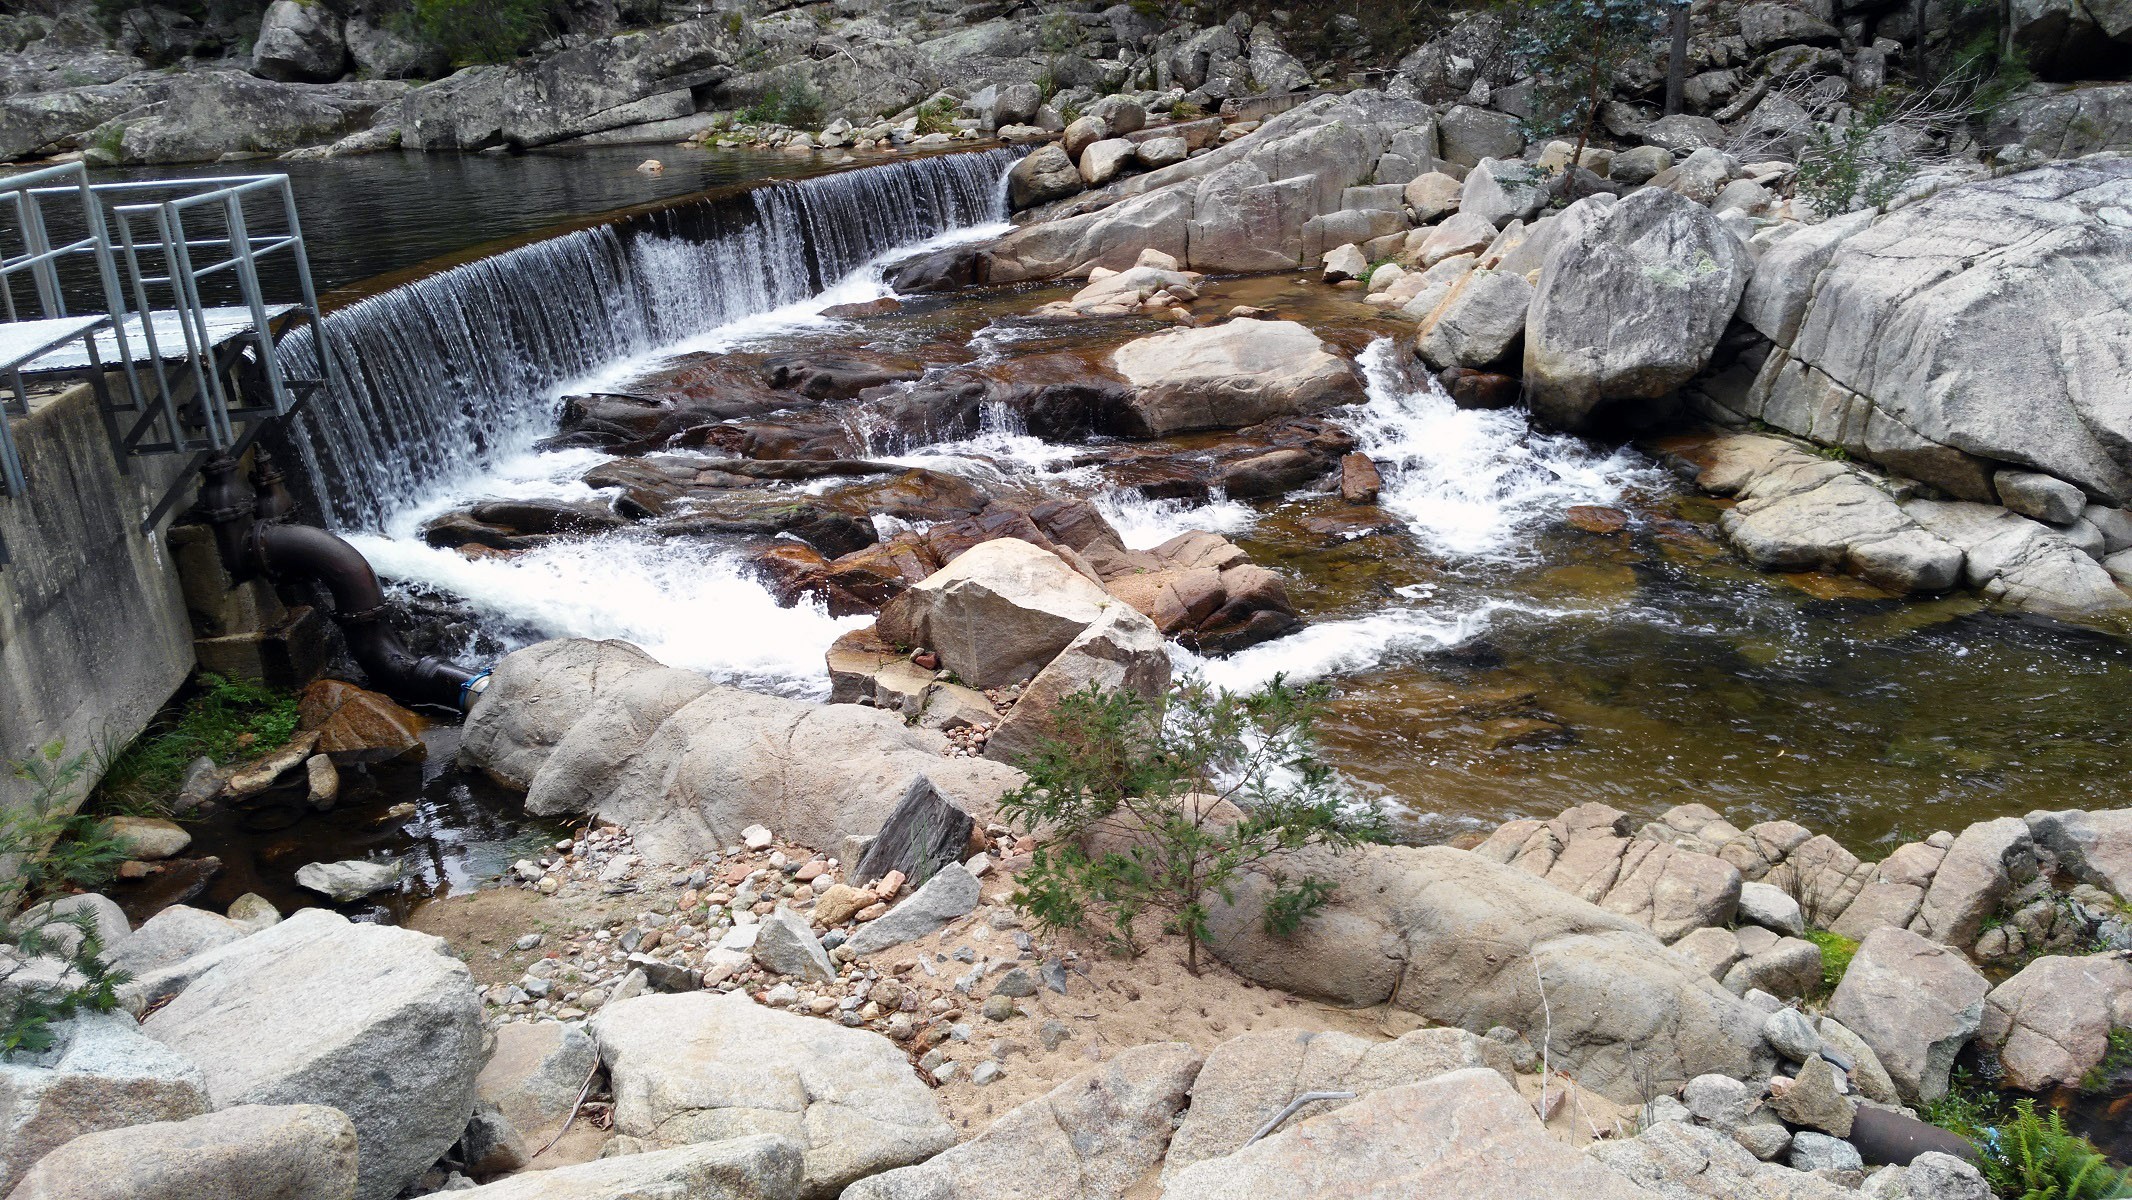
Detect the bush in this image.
<box><xmin>1</xmin><ymin>744</ymin><xmax>132</xmax><ymax>1058</ymax></box>
<box><xmin>1794</xmin><ymin>94</ymin><xmax>1920</xmax><ymax>216</ymax></box>
<box><xmin>95</xmin><ymin>672</ymin><xmax>300</xmax><ymax>815</ymax></box>
<box><xmin>1504</xmin><ymin>0</ymin><xmax>1672</xmax><ymax>158</ymax></box>
<box><xmin>406</xmin><ymin>0</ymin><xmax>555</xmax><ymax>66</ymax></box>
<box><xmin>740</xmin><ymin>75</ymin><xmax>826</xmax><ymax>129</ymax></box>
<box><xmin>912</xmin><ymin>97</ymin><xmax>958</xmax><ymax>136</ymax></box>
<box><xmin>998</xmin><ymin>675</ymin><xmax>1385</xmax><ymax>975</ymax></box>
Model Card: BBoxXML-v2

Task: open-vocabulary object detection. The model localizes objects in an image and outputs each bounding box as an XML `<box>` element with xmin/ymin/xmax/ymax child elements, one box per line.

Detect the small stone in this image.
<box><xmin>1789</xmin><ymin>1130</ymin><xmax>1864</xmax><ymax>1176</ymax></box>
<box><xmin>226</xmin><ymin>893</ymin><xmax>280</xmax><ymax>932</ymax></box>
<box><xmin>1737</xmin><ymin>880</ymin><xmax>1807</xmax><ymax>936</ymax></box>
<box><xmin>1683</xmin><ymin>1074</ymin><xmax>1753</xmax><ymax>1129</ymax></box>
<box><xmin>931</xmin><ymin>1061</ymin><xmax>960</xmax><ymax>1084</ymax></box>
<box><xmin>990</xmin><ymin>968</ymin><xmax>1037</xmax><ymax>998</ymax></box>
<box><xmin>981</xmin><ymin>995</ymin><xmax>1017</xmax><ymax>1022</ymax></box>
<box><xmin>294</xmin><ymin>858</ymin><xmax>401</xmax><ymax>902</ymax></box>
<box><xmin>765</xmin><ymin>983</ymin><xmax>800</xmax><ymax>1006</ymax></box>
<box><xmin>1040</xmin><ymin>959</ymin><xmax>1068</xmax><ymax>995</ymax></box>
<box><xmin>1763</xmin><ymin>1008</ymin><xmax>1824</xmax><ymax>1063</ymax></box>
<box><xmin>1769</xmin><ymin>1053</ymin><xmax>1856</xmax><ymax>1137</ymax></box>
<box><xmin>1039</xmin><ymin>1019</ymin><xmax>1072</xmax><ymax>1051</ymax></box>
<box><xmin>1644</xmin><ymin>1095</ymin><xmax>1692</xmax><ymax>1126</ymax></box>
<box><xmin>1732</xmin><ymin>1113</ymin><xmax>1793</xmax><ymax>1161</ymax></box>
<box><xmin>101</xmin><ymin>816</ymin><xmax>192</xmax><ymax>860</ymax></box>
<box><xmin>742</xmin><ymin>825</ymin><xmax>774</xmax><ymax>850</ymax></box>
<box><xmin>514</xmin><ymin>933</ymin><xmax>543</xmax><ymax>952</ymax></box>
<box><xmin>970</xmin><ymin>1061</ymin><xmax>1003</xmax><ymax>1086</ymax></box>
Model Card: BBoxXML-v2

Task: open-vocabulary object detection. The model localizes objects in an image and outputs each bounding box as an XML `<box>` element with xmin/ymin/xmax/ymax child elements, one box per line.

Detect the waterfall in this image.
<box><xmin>281</xmin><ymin>149</ymin><xmax>1018</xmax><ymax>531</ymax></box>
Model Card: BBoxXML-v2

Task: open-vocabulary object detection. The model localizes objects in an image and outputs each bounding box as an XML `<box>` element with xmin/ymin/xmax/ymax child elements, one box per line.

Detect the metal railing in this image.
<box><xmin>0</xmin><ymin>166</ymin><xmax>337</xmax><ymax>560</ymax></box>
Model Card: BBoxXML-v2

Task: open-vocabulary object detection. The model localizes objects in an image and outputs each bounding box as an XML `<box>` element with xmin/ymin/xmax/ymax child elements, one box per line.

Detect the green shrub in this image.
<box><xmin>2080</xmin><ymin>1028</ymin><xmax>2132</xmax><ymax>1095</ymax></box>
<box><xmin>405</xmin><ymin>0</ymin><xmax>555</xmax><ymax>66</ymax></box>
<box><xmin>94</xmin><ymin>672</ymin><xmax>300</xmax><ymax>814</ymax></box>
<box><xmin>912</xmin><ymin>97</ymin><xmax>958</xmax><ymax>136</ymax></box>
<box><xmin>1802</xmin><ymin>928</ymin><xmax>1857</xmax><ymax>997</ymax></box>
<box><xmin>1</xmin><ymin>744</ymin><xmax>132</xmax><ymax>1058</ymax></box>
<box><xmin>740</xmin><ymin>74</ymin><xmax>826</xmax><ymax>129</ymax></box>
<box><xmin>998</xmin><ymin>675</ymin><xmax>1385</xmax><ymax>975</ymax></box>
<box><xmin>1990</xmin><ymin>1101</ymin><xmax>2132</xmax><ymax>1200</ymax></box>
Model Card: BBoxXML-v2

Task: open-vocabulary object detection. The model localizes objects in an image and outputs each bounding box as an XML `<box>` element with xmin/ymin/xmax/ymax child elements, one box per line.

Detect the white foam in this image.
<box><xmin>1172</xmin><ymin>598</ymin><xmax>1586</xmax><ymax>693</ymax></box>
<box><xmin>1346</xmin><ymin>339</ymin><xmax>1658</xmax><ymax>560</ymax></box>
<box><xmin>1093</xmin><ymin>489</ymin><xmax>1259</xmax><ymax>551</ymax></box>
<box><xmin>349</xmin><ymin>532</ymin><xmax>861</xmax><ymax>697</ymax></box>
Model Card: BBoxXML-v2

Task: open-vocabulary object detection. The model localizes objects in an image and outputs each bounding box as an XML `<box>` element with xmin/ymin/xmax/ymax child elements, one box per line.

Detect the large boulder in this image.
<box><xmin>1826</xmin><ymin>926</ymin><xmax>1989</xmax><ymax>1104</ymax></box>
<box><xmin>1910</xmin><ymin>817</ymin><xmax>2035</xmax><ymax>950</ymax></box>
<box><xmin>1979</xmin><ymin>954</ymin><xmax>2132</xmax><ymax>1091</ymax></box>
<box><xmin>140</xmin><ymin>909</ymin><xmax>484</xmax><ymax>1200</ymax></box>
<box><xmin>1414</xmin><ymin>269</ymin><xmax>1532</xmax><ymax>370</ymax></box>
<box><xmin>1204</xmin><ymin>843</ymin><xmax>1768</xmax><ymax>1101</ymax></box>
<box><xmin>1903</xmin><ymin>499</ymin><xmax>2131</xmax><ymax>620</ymax></box>
<box><xmin>841</xmin><ymin>1042</ymin><xmax>1201</xmax><ymax>1200</ymax></box>
<box><xmin>251</xmin><ymin>0</ymin><xmax>348</xmax><ymax>83</ymax></box>
<box><xmin>1987</xmin><ymin>84</ymin><xmax>2132</xmax><ymax>160</ymax></box>
<box><xmin>1524</xmin><ymin>186</ymin><xmax>1749</xmax><ymax>430</ymax></box>
<box><xmin>1730</xmin><ymin>159</ymin><xmax>2132</xmax><ymax>505</ymax></box>
<box><xmin>877</xmin><ymin>538</ymin><xmax>1112</xmax><ymax>689</ymax></box>
<box><xmin>0</xmin><ymin>1011</ymin><xmax>210</xmax><ymax>1195</ymax></box>
<box><xmin>1107</xmin><ymin>319</ymin><xmax>1364</xmax><ymax>436</ymax></box>
<box><xmin>400</xmin><ymin>17</ymin><xmax>738</xmax><ymax>151</ymax></box>
<box><xmin>461</xmin><ymin>639</ymin><xmax>1023</xmax><ymax>861</ymax></box>
<box><xmin>107</xmin><ymin>906</ymin><xmax>246</xmax><ymax>977</ymax></box>
<box><xmin>1161</xmin><ymin>1027</ymin><xmax>1500</xmax><ymax>1184</ymax></box>
<box><xmin>982</xmin><ymin>603</ymin><xmax>1171</xmax><ymax>764</ymax></box>
<box><xmin>2028</xmin><ymin>808</ymin><xmax>2132</xmax><ymax>899</ymax></box>
<box><xmin>6</xmin><ymin>1104</ymin><xmax>357</xmax><ymax>1200</ymax></box>
<box><xmin>443</xmin><ymin>1134</ymin><xmax>801</xmax><ymax>1199</ymax></box>
<box><xmin>1008</xmin><ymin>143</ymin><xmax>1084</xmax><ymax>210</ymax></box>
<box><xmin>1162</xmin><ymin>1069</ymin><xmax>1651</xmax><ymax>1198</ymax></box>
<box><xmin>587</xmin><ymin>991</ymin><xmax>954</xmax><ymax>1198</ymax></box>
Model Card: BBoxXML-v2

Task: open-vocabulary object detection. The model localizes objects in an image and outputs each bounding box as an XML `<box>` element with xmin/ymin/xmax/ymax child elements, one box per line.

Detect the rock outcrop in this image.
<box><xmin>1106</xmin><ymin>319</ymin><xmax>1366</xmax><ymax>436</ymax></box>
<box><xmin>5</xmin><ymin>1104</ymin><xmax>358</xmax><ymax>1200</ymax></box>
<box><xmin>1203</xmin><ymin>843</ymin><xmax>1769</xmax><ymax>1101</ymax></box>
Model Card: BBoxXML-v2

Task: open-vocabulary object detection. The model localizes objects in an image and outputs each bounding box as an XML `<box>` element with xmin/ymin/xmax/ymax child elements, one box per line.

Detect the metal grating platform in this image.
<box><xmin>24</xmin><ymin>305</ymin><xmax>294</xmax><ymax>372</ymax></box>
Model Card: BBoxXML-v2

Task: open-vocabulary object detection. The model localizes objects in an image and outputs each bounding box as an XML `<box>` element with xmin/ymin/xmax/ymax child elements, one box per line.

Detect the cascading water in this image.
<box><xmin>282</xmin><ymin>149</ymin><xmax>1018</xmax><ymax>532</ymax></box>
<box><xmin>267</xmin><ymin>150</ymin><xmax>1017</xmax><ymax>695</ymax></box>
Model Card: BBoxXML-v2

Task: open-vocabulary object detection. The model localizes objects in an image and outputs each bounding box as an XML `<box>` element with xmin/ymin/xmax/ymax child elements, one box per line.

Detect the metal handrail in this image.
<box><xmin>1</xmin><ymin>167</ymin><xmax>338</xmax><ymax>557</ymax></box>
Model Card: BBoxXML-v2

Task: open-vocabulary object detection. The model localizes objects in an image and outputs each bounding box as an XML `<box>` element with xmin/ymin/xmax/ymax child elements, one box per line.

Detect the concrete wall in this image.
<box><xmin>0</xmin><ymin>380</ymin><xmax>196</xmax><ymax>816</ymax></box>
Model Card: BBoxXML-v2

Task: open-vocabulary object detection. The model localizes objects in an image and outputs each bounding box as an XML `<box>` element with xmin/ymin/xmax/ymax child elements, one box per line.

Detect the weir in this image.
<box><xmin>281</xmin><ymin>148</ymin><xmax>1019</xmax><ymax>532</ymax></box>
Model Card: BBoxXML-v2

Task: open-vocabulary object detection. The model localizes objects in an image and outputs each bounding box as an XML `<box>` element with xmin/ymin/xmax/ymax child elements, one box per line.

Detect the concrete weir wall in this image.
<box><xmin>0</xmin><ymin>380</ymin><xmax>195</xmax><ymax>814</ymax></box>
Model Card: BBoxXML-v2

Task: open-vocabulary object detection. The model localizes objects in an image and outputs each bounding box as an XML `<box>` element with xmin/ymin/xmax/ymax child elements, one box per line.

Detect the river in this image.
<box><xmin>178</xmin><ymin>143</ymin><xmax>2132</xmax><ymax>917</ymax></box>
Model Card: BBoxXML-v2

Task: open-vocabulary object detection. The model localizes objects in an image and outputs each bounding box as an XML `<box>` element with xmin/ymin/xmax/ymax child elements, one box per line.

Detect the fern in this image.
<box><xmin>1990</xmin><ymin>1101</ymin><xmax>2132</xmax><ymax>1200</ymax></box>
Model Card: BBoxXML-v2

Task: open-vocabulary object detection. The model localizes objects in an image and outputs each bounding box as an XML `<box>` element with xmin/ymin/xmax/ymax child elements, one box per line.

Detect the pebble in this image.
<box><xmin>991</xmin><ymin>968</ymin><xmax>1037</xmax><ymax>998</ymax></box>
<box><xmin>981</xmin><ymin>995</ymin><xmax>1017</xmax><ymax>1022</ymax></box>
<box><xmin>931</xmin><ymin>1061</ymin><xmax>960</xmax><ymax>1084</ymax></box>
<box><xmin>971</xmin><ymin>1061</ymin><xmax>1002</xmax><ymax>1086</ymax></box>
<box><xmin>1040</xmin><ymin>959</ymin><xmax>1069</xmax><ymax>994</ymax></box>
<box><xmin>743</xmin><ymin>825</ymin><xmax>774</xmax><ymax>850</ymax></box>
<box><xmin>513</xmin><ymin>933</ymin><xmax>543</xmax><ymax>951</ymax></box>
<box><xmin>766</xmin><ymin>983</ymin><xmax>799</xmax><ymax>1006</ymax></box>
<box><xmin>1039</xmin><ymin>1020</ymin><xmax>1072</xmax><ymax>1051</ymax></box>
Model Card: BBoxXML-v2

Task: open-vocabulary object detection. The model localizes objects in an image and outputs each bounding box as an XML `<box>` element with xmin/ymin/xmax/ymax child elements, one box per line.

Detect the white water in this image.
<box><xmin>290</xmin><ymin>154</ymin><xmax>1019</xmax><ymax>697</ymax></box>
<box><xmin>1173</xmin><ymin>340</ymin><xmax>1661</xmax><ymax>694</ymax></box>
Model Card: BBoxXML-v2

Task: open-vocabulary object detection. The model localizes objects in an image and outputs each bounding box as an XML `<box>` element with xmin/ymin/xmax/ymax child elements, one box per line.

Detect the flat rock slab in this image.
<box><xmin>587</xmin><ymin>991</ymin><xmax>953</xmax><ymax>1199</ymax></box>
<box><xmin>1162</xmin><ymin>1068</ymin><xmax>1653</xmax><ymax>1198</ymax></box>
<box><xmin>140</xmin><ymin>909</ymin><xmax>484</xmax><ymax>1200</ymax></box>
<box><xmin>441</xmin><ymin>1134</ymin><xmax>802</xmax><ymax>1200</ymax></box>
<box><xmin>4</xmin><ymin>1103</ymin><xmax>357</xmax><ymax>1200</ymax></box>
<box><xmin>842</xmin><ymin>1042</ymin><xmax>1201</xmax><ymax>1200</ymax></box>
<box><xmin>844</xmin><ymin>863</ymin><xmax>981</xmax><ymax>957</ymax></box>
<box><xmin>1162</xmin><ymin>1026</ymin><xmax>1499</xmax><ymax>1183</ymax></box>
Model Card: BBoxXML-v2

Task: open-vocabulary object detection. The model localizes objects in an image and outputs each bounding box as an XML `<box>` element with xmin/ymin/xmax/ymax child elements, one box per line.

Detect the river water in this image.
<box><xmin>185</xmin><ymin>144</ymin><xmax>2132</xmax><ymax>912</ymax></box>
